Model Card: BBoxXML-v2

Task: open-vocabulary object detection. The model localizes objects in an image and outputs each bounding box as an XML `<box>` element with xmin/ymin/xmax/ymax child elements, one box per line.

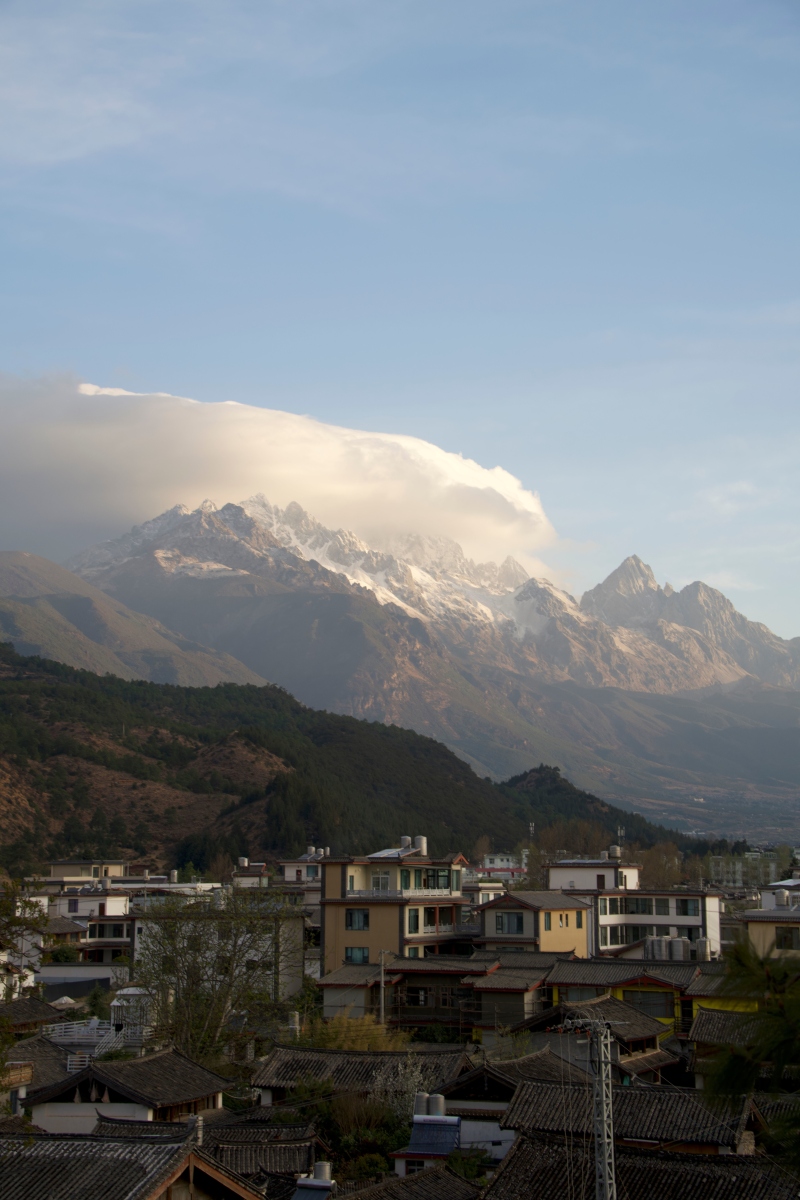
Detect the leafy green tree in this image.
<box><xmin>48</xmin><ymin>943</ymin><xmax>80</xmax><ymax>963</ymax></box>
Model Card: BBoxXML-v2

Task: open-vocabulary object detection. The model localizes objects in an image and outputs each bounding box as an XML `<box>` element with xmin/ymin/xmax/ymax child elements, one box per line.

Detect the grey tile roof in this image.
<box><xmin>251</xmin><ymin>1045</ymin><xmax>468</xmax><ymax>1093</ymax></box>
<box><xmin>546</xmin><ymin>959</ymin><xmax>699</xmax><ymax>989</ymax></box>
<box><xmin>621</xmin><ymin>1048</ymin><xmax>681</xmax><ymax>1075</ymax></box>
<box><xmin>0</xmin><ymin>997</ymin><xmax>63</xmax><ymax>1027</ymax></box>
<box><xmin>0</xmin><ymin>1135</ymin><xmax>190</xmax><ymax>1200</ymax></box>
<box><xmin>502</xmin><ymin>1081</ymin><xmax>748</xmax><ymax>1147</ymax></box>
<box><xmin>212</xmin><ymin>1140</ymin><xmax>315</xmax><ymax>1176</ymax></box>
<box><xmin>492</xmin><ymin>1048</ymin><xmax>590</xmax><ymax>1086</ymax></box>
<box><xmin>47</xmin><ymin>917</ymin><xmax>87</xmax><ymax>935</ymax></box>
<box><xmin>483</xmin><ymin>1134</ymin><xmax>795</xmax><ymax>1200</ymax></box>
<box><xmin>483</xmin><ymin>892</ymin><xmax>591</xmax><ymax>911</ymax></box>
<box><xmin>352</xmin><ymin>1163</ymin><xmax>481</xmax><ymax>1200</ymax></box>
<box><xmin>6</xmin><ymin>1034</ymin><xmax>71</xmax><ymax>1090</ymax></box>
<box><xmin>317</xmin><ymin>964</ymin><xmax>384</xmax><ymax>987</ymax></box>
<box><xmin>689</xmin><ymin>1007</ymin><xmax>762</xmax><ymax>1047</ymax></box>
<box><xmin>27</xmin><ymin>1047</ymin><xmax>228</xmax><ymax>1109</ymax></box>
<box><xmin>685</xmin><ymin>964</ymin><xmax>729</xmax><ymax>997</ymax></box>
<box><xmin>519</xmin><ymin>994</ymin><xmax>666</xmax><ymax>1041</ymax></box>
<box><xmin>92</xmin><ymin>1118</ymin><xmax>190</xmax><ymax>1139</ymax></box>
<box><xmin>469</xmin><ymin>968</ymin><xmax>550</xmax><ymax>992</ymax></box>
<box><xmin>469</xmin><ymin>951</ymin><xmax>572</xmax><ymax>967</ymax></box>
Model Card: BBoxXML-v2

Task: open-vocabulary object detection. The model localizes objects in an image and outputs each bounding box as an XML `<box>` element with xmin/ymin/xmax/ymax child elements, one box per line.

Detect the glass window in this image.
<box><xmin>345</xmin><ymin>909</ymin><xmax>369</xmax><ymax>931</ymax></box>
<box><xmin>600</xmin><ymin>926</ymin><xmax>608</xmax><ymax>946</ymax></box>
<box><xmin>348</xmin><ymin>875</ymin><xmax>355</xmax><ymax>892</ymax></box>
<box><xmin>677</xmin><ymin>898</ymin><xmax>700</xmax><ymax>917</ymax></box>
<box><xmin>406</xmin><ymin>1161</ymin><xmax>425</xmax><ymax>1175</ymax></box>
<box><xmin>306</xmin><ymin>865</ymin><xmax>318</xmax><ymax>879</ymax></box>
<box><xmin>88</xmin><ymin>924</ymin><xmax>98</xmax><ymax>938</ymax></box>
<box><xmin>563</xmin><ymin>987</ymin><xmax>602</xmax><ymax>1001</ymax></box>
<box><xmin>775</xmin><ymin>927</ymin><xmax>800</xmax><ymax>950</ymax></box>
<box><xmin>452</xmin><ymin>871</ymin><xmax>461</xmax><ymax>891</ymax></box>
<box><xmin>424</xmin><ymin>906</ymin><xmax>436</xmax><ymax>927</ymax></box>
<box><xmin>408</xmin><ymin>909</ymin><xmax>419</xmax><ymax>933</ymax></box>
<box><xmin>371</xmin><ymin>871</ymin><xmax>390</xmax><ymax>892</ymax></box>
<box><xmin>544</xmin><ymin>912</ymin><xmax>551</xmax><ymax>931</ymax></box>
<box><xmin>496</xmin><ymin>912</ymin><xmax>524</xmax><ymax>934</ymax></box>
<box><xmin>407</xmin><ymin>946</ymin><xmax>420</xmax><ymax>958</ymax></box>
<box><xmin>608</xmin><ymin>898</ymin><xmax>619</xmax><ymax>915</ymax></box>
<box><xmin>68</xmin><ymin>898</ymin><xmax>79</xmax><ymax>913</ymax></box>
<box><xmin>576</xmin><ymin>911</ymin><xmax>583</xmax><ymax>929</ymax></box>
<box><xmin>111</xmin><ymin>924</ymin><xmax>124</xmax><ymax>938</ymax></box>
<box><xmin>345</xmin><ymin>947</ymin><xmax>369</xmax><ymax>964</ymax></box>
<box><xmin>599</xmin><ymin>898</ymin><xmax>607</xmax><ymax>916</ymax></box>
<box><xmin>92</xmin><ymin>867</ymin><xmax>99</xmax><ymax>878</ymax></box>
<box><xmin>405</xmin><ymin>986</ymin><xmax>430</xmax><ymax>1007</ymax></box>
<box><xmin>559</xmin><ymin>913</ymin><xmax>563</xmax><ymax>928</ymax></box>
<box><xmin>401</xmin><ymin>869</ymin><xmax>410</xmax><ymax>889</ymax></box>
<box><xmin>626</xmin><ymin>897</ymin><xmax>653</xmax><ymax>916</ymax></box>
<box><xmin>655</xmin><ymin>898</ymin><xmax>670</xmax><ymax>916</ymax></box>
<box><xmin>596</xmin><ymin>874</ymin><xmax>606</xmax><ymax>890</ymax></box>
<box><xmin>622</xmin><ymin>990</ymin><xmax>674</xmax><ymax>1018</ymax></box>
<box><xmin>414</xmin><ymin>869</ymin><xmax>422</xmax><ymax>889</ymax></box>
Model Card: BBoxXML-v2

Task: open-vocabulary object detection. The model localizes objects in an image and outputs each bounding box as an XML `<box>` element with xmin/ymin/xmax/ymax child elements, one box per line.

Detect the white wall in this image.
<box><xmin>32</xmin><ymin>1101</ymin><xmax>151</xmax><ymax>1134</ymax></box>
<box><xmin>460</xmin><ymin>1118</ymin><xmax>515</xmax><ymax>1159</ymax></box>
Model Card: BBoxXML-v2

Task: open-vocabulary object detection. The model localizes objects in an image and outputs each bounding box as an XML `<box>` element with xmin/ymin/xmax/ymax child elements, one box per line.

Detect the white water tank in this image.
<box><xmin>414</xmin><ymin>835</ymin><xmax>428</xmax><ymax>856</ymax></box>
<box><xmin>400</xmin><ymin>836</ymin><xmax>412</xmax><ymax>849</ymax></box>
<box><xmin>609</xmin><ymin>845</ymin><xmax>621</xmax><ymax>860</ymax></box>
<box><xmin>670</xmin><ymin>937</ymin><xmax>691</xmax><ymax>961</ymax></box>
<box><xmin>238</xmin><ymin>857</ymin><xmax>249</xmax><ymax>869</ymax></box>
<box><xmin>695</xmin><ymin>938</ymin><xmax>711</xmax><ymax>961</ymax></box>
<box><xmin>775</xmin><ymin>889</ymin><xmax>790</xmax><ymax>907</ymax></box>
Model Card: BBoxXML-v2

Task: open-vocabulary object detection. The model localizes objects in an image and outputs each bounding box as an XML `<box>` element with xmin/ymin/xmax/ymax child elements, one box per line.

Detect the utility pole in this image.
<box><xmin>379</xmin><ymin>949</ymin><xmax>389</xmax><ymax>1024</ymax></box>
<box><xmin>563</xmin><ymin>1019</ymin><xmax>616</xmax><ymax>1200</ymax></box>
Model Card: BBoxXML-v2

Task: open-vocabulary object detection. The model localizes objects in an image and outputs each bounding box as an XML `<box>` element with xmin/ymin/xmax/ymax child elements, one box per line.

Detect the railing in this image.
<box><xmin>455</xmin><ymin>922</ymin><xmax>480</xmax><ymax>935</ymax></box>
<box><xmin>67</xmin><ymin>1054</ymin><xmax>92</xmax><ymax>1072</ymax></box>
<box><xmin>94</xmin><ymin>1028</ymin><xmax>125</xmax><ymax>1057</ymax></box>
<box><xmin>345</xmin><ymin>888</ymin><xmax>459</xmax><ymax>899</ymax></box>
<box><xmin>43</xmin><ymin>1021</ymin><xmax>112</xmax><ymax>1044</ymax></box>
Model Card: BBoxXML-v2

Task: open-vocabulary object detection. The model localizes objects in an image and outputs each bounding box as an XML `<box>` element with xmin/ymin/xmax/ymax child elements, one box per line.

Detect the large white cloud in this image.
<box><xmin>0</xmin><ymin>375</ymin><xmax>556</xmax><ymax>569</ymax></box>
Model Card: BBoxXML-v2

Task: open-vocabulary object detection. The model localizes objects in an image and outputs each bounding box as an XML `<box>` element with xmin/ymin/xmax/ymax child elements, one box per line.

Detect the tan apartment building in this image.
<box><xmin>320</xmin><ymin>836</ymin><xmax>471</xmax><ymax>973</ymax></box>
<box><xmin>475</xmin><ymin>891</ymin><xmax>591</xmax><ymax>956</ymax></box>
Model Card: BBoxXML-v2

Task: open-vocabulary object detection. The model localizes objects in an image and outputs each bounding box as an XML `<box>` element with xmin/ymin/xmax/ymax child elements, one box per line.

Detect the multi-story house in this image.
<box><xmin>475</xmin><ymin>891</ymin><xmax>591</xmax><ymax>957</ymax></box>
<box><xmin>474</xmin><ymin>852</ymin><xmax>529</xmax><ymax>883</ymax></box>
<box><xmin>320</xmin><ymin>836</ymin><xmax>471</xmax><ymax>973</ymax></box>
<box><xmin>545</xmin><ymin>844</ymin><xmax>722</xmax><ymax>957</ymax></box>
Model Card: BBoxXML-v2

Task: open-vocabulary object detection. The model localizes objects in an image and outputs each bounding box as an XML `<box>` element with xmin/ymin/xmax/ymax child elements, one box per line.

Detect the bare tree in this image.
<box><xmin>133</xmin><ymin>888</ymin><xmax>304</xmax><ymax>1061</ymax></box>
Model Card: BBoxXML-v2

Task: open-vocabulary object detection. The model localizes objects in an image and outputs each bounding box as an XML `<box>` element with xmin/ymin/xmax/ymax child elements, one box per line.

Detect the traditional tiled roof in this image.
<box><xmin>92</xmin><ymin>1118</ymin><xmax>190</xmax><ymax>1139</ymax></box>
<box><xmin>0</xmin><ymin>1134</ymin><xmax>263</xmax><ymax>1200</ymax></box>
<box><xmin>483</xmin><ymin>1134</ymin><xmax>794</xmax><ymax>1200</ymax></box>
<box><xmin>27</xmin><ymin>1047</ymin><xmax>228</xmax><ymax>1109</ymax></box>
<box><xmin>352</xmin><ymin>1163</ymin><xmax>481</xmax><ymax>1200</ymax></box>
<box><xmin>690</xmin><ymin>1007</ymin><xmax>762</xmax><ymax>1047</ymax></box>
<box><xmin>468</xmin><ymin>968</ymin><xmax>550</xmax><ymax>992</ymax></box>
<box><xmin>493</xmin><ymin>1048</ymin><xmax>590</xmax><ymax>1086</ymax></box>
<box><xmin>481</xmin><ymin>892</ymin><xmax>591</xmax><ymax>911</ymax></box>
<box><xmin>212</xmin><ymin>1140</ymin><xmax>315</xmax><ymax>1176</ymax></box>
<box><xmin>684</xmin><ymin>964</ymin><xmax>729</xmax><ymax>997</ymax></box>
<box><xmin>621</xmin><ymin>1048</ymin><xmax>680</xmax><ymax>1076</ymax></box>
<box><xmin>519</xmin><ymin>993</ymin><xmax>666</xmax><ymax>1041</ymax></box>
<box><xmin>469</xmin><ymin>951</ymin><xmax>572</xmax><ymax>967</ymax></box>
<box><xmin>546</xmin><ymin>959</ymin><xmax>699</xmax><ymax>989</ymax></box>
<box><xmin>251</xmin><ymin>1045</ymin><xmax>468</xmax><ymax>1092</ymax></box>
<box><xmin>6</xmin><ymin>1034</ymin><xmax>71</xmax><ymax>1090</ymax></box>
<box><xmin>46</xmin><ymin>916</ymin><xmax>87</xmax><ymax>935</ymax></box>
<box><xmin>316</xmin><ymin>964</ymin><xmax>384</xmax><ymax>987</ymax></box>
<box><xmin>0</xmin><ymin>1115</ymin><xmax>46</xmax><ymax>1134</ymax></box>
<box><xmin>502</xmin><ymin>1080</ymin><xmax>748</xmax><ymax>1147</ymax></box>
<box><xmin>743</xmin><ymin>909</ymin><xmax>800</xmax><ymax>922</ymax></box>
<box><xmin>0</xmin><ymin>997</ymin><xmax>62</xmax><ymax>1028</ymax></box>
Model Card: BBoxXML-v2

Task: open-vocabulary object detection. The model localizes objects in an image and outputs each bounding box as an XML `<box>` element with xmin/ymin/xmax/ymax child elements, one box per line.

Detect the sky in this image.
<box><xmin>0</xmin><ymin>0</ymin><xmax>798</xmax><ymax>635</ymax></box>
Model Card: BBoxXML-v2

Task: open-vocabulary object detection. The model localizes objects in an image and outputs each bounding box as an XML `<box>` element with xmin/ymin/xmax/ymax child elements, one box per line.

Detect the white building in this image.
<box><xmin>545</xmin><ymin>845</ymin><xmax>722</xmax><ymax>957</ymax></box>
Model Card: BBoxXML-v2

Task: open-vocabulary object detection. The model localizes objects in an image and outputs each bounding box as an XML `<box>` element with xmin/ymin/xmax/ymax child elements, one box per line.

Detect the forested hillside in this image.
<box><xmin>0</xmin><ymin>641</ymin><xmax>694</xmax><ymax>876</ymax></box>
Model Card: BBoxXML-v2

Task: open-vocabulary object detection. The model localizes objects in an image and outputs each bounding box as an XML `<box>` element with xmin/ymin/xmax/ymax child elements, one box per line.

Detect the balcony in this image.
<box><xmin>345</xmin><ymin>888</ymin><xmax>458</xmax><ymax>899</ymax></box>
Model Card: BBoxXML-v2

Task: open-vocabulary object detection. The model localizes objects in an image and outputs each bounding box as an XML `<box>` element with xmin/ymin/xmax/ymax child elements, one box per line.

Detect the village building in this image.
<box><xmin>319</xmin><ymin>836</ymin><xmax>472</xmax><ymax>971</ymax></box>
<box><xmin>24</xmin><ymin>1047</ymin><xmax>228</xmax><ymax>1133</ymax></box>
<box><xmin>474</xmin><ymin>891</ymin><xmax>590</xmax><ymax>956</ymax></box>
<box><xmin>390</xmin><ymin>1093</ymin><xmax>461</xmax><ymax>1176</ymax></box>
<box><xmin>544</xmin><ymin>844</ymin><xmax>722</xmax><ymax>956</ymax></box>
<box><xmin>742</xmin><ymin>891</ymin><xmax>800</xmax><ymax>956</ymax></box>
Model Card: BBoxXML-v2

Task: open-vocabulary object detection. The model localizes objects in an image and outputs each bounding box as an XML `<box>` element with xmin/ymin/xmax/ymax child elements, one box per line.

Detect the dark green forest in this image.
<box><xmin>0</xmin><ymin>641</ymin><xmax>707</xmax><ymax>874</ymax></box>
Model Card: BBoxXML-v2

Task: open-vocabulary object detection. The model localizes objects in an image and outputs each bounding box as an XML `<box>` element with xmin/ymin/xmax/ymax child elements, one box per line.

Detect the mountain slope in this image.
<box><xmin>0</xmin><ymin>641</ymin><xmax>679</xmax><ymax>877</ymax></box>
<box><xmin>0</xmin><ymin>551</ymin><xmax>266</xmax><ymax>687</ymax></box>
<box><xmin>62</xmin><ymin>499</ymin><xmax>800</xmax><ymax>834</ymax></box>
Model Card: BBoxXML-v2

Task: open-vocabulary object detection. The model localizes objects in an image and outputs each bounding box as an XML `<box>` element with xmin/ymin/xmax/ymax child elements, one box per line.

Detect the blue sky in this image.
<box><xmin>1</xmin><ymin>0</ymin><xmax>798</xmax><ymax>634</ymax></box>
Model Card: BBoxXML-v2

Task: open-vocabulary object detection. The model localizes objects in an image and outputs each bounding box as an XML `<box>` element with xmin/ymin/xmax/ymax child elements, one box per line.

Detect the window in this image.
<box><xmin>68</xmin><ymin>899</ymin><xmax>79</xmax><ymax>913</ymax></box>
<box><xmin>99</xmin><ymin>903</ymin><xmax>106</xmax><ymax>917</ymax></box>
<box><xmin>656</xmin><ymin>926</ymin><xmax>670</xmax><ymax>937</ymax></box>
<box><xmin>676</xmin><ymin>926</ymin><xmax>700</xmax><ymax>942</ymax></box>
<box><xmin>608</xmin><ymin>898</ymin><xmax>619</xmax><ymax>915</ymax></box>
<box><xmin>544</xmin><ymin>912</ymin><xmax>551</xmax><ymax>931</ymax></box>
<box><xmin>345</xmin><ymin>909</ymin><xmax>369</xmax><ymax>931</ymax></box>
<box><xmin>775</xmin><ymin>927</ymin><xmax>800</xmax><ymax>950</ymax></box>
<box><xmin>401</xmin><ymin>869</ymin><xmax>411</xmax><ymax>889</ymax></box>
<box><xmin>307</xmin><ymin>865</ymin><xmax>318</xmax><ymax>879</ymax></box>
<box><xmin>452</xmin><ymin>871</ymin><xmax>461</xmax><ymax>891</ymax></box>
<box><xmin>345</xmin><ymin>948</ymin><xmax>369</xmax><ymax>964</ymax></box>
<box><xmin>495</xmin><ymin>912</ymin><xmax>524</xmax><ymax>934</ymax></box>
<box><xmin>622</xmin><ymin>990</ymin><xmax>674</xmax><ymax>1018</ymax></box>
<box><xmin>625</xmin><ymin>897</ymin><xmax>653</xmax><ymax>916</ymax></box>
<box><xmin>599</xmin><ymin>898</ymin><xmax>607</xmax><ymax>915</ymax></box>
<box><xmin>88</xmin><ymin>924</ymin><xmax>98</xmax><ymax>938</ymax></box>
<box><xmin>676</xmin><ymin>898</ymin><xmax>700</xmax><ymax>917</ymax></box>
<box><xmin>92</xmin><ymin>867</ymin><xmax>99</xmax><ymax>878</ymax></box>
<box><xmin>111</xmin><ymin>924</ymin><xmax>124</xmax><ymax>938</ymax></box>
<box><xmin>488</xmin><ymin>858</ymin><xmax>495</xmax><ymax>865</ymax></box>
<box><xmin>348</xmin><ymin>875</ymin><xmax>355</xmax><ymax>892</ymax></box>
<box><xmin>371</xmin><ymin>871</ymin><xmax>390</xmax><ymax>892</ymax></box>
<box><xmin>424</xmin><ymin>907</ymin><xmax>436</xmax><ymax>928</ymax></box>
<box><xmin>407</xmin><ymin>946</ymin><xmax>420</xmax><ymax>958</ymax></box>
<box><xmin>559</xmin><ymin>914</ymin><xmax>563</xmax><ymax>928</ymax></box>
<box><xmin>576</xmin><ymin>911</ymin><xmax>583</xmax><ymax>929</ymax></box>
<box><xmin>655</xmin><ymin>898</ymin><xmax>670</xmax><ymax>916</ymax></box>
<box><xmin>414</xmin><ymin>869</ymin><xmax>422</xmax><ymax>888</ymax></box>
<box><xmin>408</xmin><ymin>909</ymin><xmax>420</xmax><ymax>934</ymax></box>
<box><xmin>563</xmin><ymin>987</ymin><xmax>603</xmax><ymax>1001</ymax></box>
<box><xmin>596</xmin><ymin>874</ymin><xmax>606</xmax><ymax>890</ymax></box>
<box><xmin>439</xmin><ymin>907</ymin><xmax>454</xmax><ymax>927</ymax></box>
<box><xmin>406</xmin><ymin>1161</ymin><xmax>425</xmax><ymax>1175</ymax></box>
<box><xmin>404</xmin><ymin>986</ymin><xmax>430</xmax><ymax>1007</ymax></box>
<box><xmin>600</xmin><ymin>926</ymin><xmax>608</xmax><ymax>946</ymax></box>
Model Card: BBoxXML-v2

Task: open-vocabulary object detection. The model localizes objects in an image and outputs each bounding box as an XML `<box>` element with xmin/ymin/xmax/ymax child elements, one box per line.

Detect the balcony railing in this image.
<box><xmin>346</xmin><ymin>888</ymin><xmax>459</xmax><ymax>899</ymax></box>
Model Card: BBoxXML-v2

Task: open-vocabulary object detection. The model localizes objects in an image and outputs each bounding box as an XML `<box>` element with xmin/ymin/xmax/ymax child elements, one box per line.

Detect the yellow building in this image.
<box><xmin>744</xmin><ymin>906</ymin><xmax>800</xmax><ymax>958</ymax></box>
<box><xmin>476</xmin><ymin>891</ymin><xmax>591</xmax><ymax>957</ymax></box>
<box><xmin>320</xmin><ymin>836</ymin><xmax>471</xmax><ymax>974</ymax></box>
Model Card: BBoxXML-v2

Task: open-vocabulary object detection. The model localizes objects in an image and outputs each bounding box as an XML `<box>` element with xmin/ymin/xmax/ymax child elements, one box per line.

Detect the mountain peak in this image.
<box><xmin>580</xmin><ymin>555</ymin><xmax>663</xmax><ymax>626</ymax></box>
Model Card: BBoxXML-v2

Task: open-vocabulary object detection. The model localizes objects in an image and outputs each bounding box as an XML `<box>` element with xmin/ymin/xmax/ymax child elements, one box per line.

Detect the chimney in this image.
<box><xmin>414</xmin><ymin>835</ymin><xmax>428</xmax><ymax>856</ymax></box>
<box><xmin>169</xmin><ymin>870</ymin><xmax>178</xmax><ymax>884</ymax></box>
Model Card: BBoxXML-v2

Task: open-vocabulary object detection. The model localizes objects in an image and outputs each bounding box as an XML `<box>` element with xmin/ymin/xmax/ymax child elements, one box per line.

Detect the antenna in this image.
<box><xmin>529</xmin><ymin>821</ymin><xmax>535</xmax><ymax>841</ymax></box>
<box><xmin>562</xmin><ymin>1019</ymin><xmax>617</xmax><ymax>1200</ymax></box>
<box><xmin>616</xmin><ymin>825</ymin><xmax>625</xmax><ymax>846</ymax></box>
